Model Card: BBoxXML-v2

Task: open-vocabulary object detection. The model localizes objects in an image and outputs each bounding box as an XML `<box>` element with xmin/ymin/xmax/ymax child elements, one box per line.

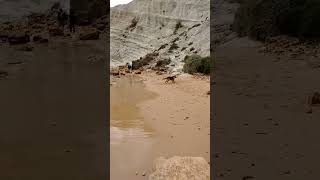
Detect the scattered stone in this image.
<box><xmin>156</xmin><ymin>71</ymin><xmax>163</xmax><ymax>75</ymax></box>
<box><xmin>48</xmin><ymin>27</ymin><xmax>64</xmax><ymax>36</ymax></box>
<box><xmin>8</xmin><ymin>31</ymin><xmax>30</xmax><ymax>44</ymax></box>
<box><xmin>64</xmin><ymin>149</ymin><xmax>72</xmax><ymax>153</ymax></box>
<box><xmin>0</xmin><ymin>29</ymin><xmax>9</xmax><ymax>40</ymax></box>
<box><xmin>134</xmin><ymin>70</ymin><xmax>142</xmax><ymax>74</ymax></box>
<box><xmin>255</xmin><ymin>132</ymin><xmax>268</xmax><ymax>135</ymax></box>
<box><xmin>39</xmin><ymin>38</ymin><xmax>49</xmax><ymax>43</ymax></box>
<box><xmin>32</xmin><ymin>34</ymin><xmax>48</xmax><ymax>43</ymax></box>
<box><xmin>7</xmin><ymin>61</ymin><xmax>24</xmax><ymax>65</ymax></box>
<box><xmin>0</xmin><ymin>71</ymin><xmax>8</xmax><ymax>79</ymax></box>
<box><xmin>242</xmin><ymin>176</ymin><xmax>255</xmax><ymax>180</ymax></box>
<box><xmin>16</xmin><ymin>44</ymin><xmax>33</xmax><ymax>51</ymax></box>
<box><xmin>149</xmin><ymin>156</ymin><xmax>210</xmax><ymax>180</ymax></box>
<box><xmin>283</xmin><ymin>171</ymin><xmax>291</xmax><ymax>175</ymax></box>
<box><xmin>135</xmin><ymin>171</ymin><xmax>138</xmax><ymax>175</ymax></box>
<box><xmin>49</xmin><ymin>121</ymin><xmax>57</xmax><ymax>126</ymax></box>
<box><xmin>95</xmin><ymin>23</ymin><xmax>106</xmax><ymax>31</ymax></box>
<box><xmin>308</xmin><ymin>92</ymin><xmax>320</xmax><ymax>105</ymax></box>
<box><xmin>142</xmin><ymin>172</ymin><xmax>146</xmax><ymax>176</ymax></box>
<box><xmin>79</xmin><ymin>28</ymin><xmax>100</xmax><ymax>40</ymax></box>
<box><xmin>112</xmin><ymin>72</ymin><xmax>120</xmax><ymax>76</ymax></box>
<box><xmin>305</xmin><ymin>107</ymin><xmax>312</xmax><ymax>114</ymax></box>
<box><xmin>88</xmin><ymin>55</ymin><xmax>104</xmax><ymax>64</ymax></box>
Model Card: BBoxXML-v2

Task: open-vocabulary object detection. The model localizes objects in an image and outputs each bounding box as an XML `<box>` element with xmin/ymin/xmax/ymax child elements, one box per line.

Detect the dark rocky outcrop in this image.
<box><xmin>132</xmin><ymin>52</ymin><xmax>159</xmax><ymax>70</ymax></box>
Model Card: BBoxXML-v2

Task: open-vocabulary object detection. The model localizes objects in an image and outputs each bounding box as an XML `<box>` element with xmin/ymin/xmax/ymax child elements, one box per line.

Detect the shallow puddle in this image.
<box><xmin>110</xmin><ymin>75</ymin><xmax>158</xmax><ymax>179</ymax></box>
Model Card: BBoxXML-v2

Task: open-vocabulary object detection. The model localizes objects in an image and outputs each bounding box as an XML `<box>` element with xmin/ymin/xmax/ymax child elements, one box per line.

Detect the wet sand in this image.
<box><xmin>111</xmin><ymin>72</ymin><xmax>210</xmax><ymax>179</ymax></box>
<box><xmin>0</xmin><ymin>39</ymin><xmax>107</xmax><ymax>179</ymax></box>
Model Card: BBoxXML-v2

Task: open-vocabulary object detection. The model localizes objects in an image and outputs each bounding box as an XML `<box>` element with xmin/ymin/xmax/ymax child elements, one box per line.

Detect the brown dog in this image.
<box><xmin>163</xmin><ymin>75</ymin><xmax>177</xmax><ymax>83</ymax></box>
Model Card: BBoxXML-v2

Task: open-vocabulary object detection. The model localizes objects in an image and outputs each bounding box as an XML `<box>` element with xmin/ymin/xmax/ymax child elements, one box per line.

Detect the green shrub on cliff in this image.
<box><xmin>183</xmin><ymin>55</ymin><xmax>211</xmax><ymax>75</ymax></box>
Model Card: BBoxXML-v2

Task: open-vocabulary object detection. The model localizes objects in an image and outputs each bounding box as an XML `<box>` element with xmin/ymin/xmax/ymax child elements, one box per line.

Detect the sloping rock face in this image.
<box><xmin>110</xmin><ymin>0</ymin><xmax>210</xmax><ymax>71</ymax></box>
<box><xmin>149</xmin><ymin>156</ymin><xmax>210</xmax><ymax>180</ymax></box>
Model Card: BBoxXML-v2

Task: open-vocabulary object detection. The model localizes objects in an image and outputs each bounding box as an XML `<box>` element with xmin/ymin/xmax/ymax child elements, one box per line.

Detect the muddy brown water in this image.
<box><xmin>0</xmin><ymin>40</ymin><xmax>107</xmax><ymax>180</ymax></box>
<box><xmin>110</xmin><ymin>75</ymin><xmax>158</xmax><ymax>180</ymax></box>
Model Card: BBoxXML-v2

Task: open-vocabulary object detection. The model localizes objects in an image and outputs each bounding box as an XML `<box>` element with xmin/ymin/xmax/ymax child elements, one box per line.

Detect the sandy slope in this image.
<box><xmin>139</xmin><ymin>71</ymin><xmax>210</xmax><ymax>160</ymax></box>
<box><xmin>213</xmin><ymin>37</ymin><xmax>320</xmax><ymax>180</ymax></box>
<box><xmin>110</xmin><ymin>72</ymin><xmax>210</xmax><ymax>179</ymax></box>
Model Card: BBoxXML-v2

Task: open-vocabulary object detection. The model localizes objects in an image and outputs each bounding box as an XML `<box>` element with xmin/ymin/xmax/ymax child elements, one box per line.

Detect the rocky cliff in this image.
<box><xmin>110</xmin><ymin>0</ymin><xmax>210</xmax><ymax>72</ymax></box>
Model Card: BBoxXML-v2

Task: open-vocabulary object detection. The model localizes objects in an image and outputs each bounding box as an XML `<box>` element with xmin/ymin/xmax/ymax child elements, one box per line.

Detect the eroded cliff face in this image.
<box><xmin>110</xmin><ymin>0</ymin><xmax>210</xmax><ymax>71</ymax></box>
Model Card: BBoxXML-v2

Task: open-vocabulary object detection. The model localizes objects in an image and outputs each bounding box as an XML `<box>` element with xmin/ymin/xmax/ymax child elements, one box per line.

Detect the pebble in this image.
<box><xmin>135</xmin><ymin>171</ymin><xmax>138</xmax><ymax>175</ymax></box>
<box><xmin>142</xmin><ymin>172</ymin><xmax>146</xmax><ymax>176</ymax></box>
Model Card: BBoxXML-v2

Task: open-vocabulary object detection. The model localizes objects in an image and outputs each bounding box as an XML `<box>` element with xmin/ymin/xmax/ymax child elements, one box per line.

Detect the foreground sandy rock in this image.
<box><xmin>149</xmin><ymin>156</ymin><xmax>210</xmax><ymax>180</ymax></box>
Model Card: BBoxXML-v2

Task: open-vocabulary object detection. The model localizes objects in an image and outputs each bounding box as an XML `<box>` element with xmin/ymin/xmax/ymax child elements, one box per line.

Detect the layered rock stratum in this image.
<box><xmin>110</xmin><ymin>0</ymin><xmax>210</xmax><ymax>71</ymax></box>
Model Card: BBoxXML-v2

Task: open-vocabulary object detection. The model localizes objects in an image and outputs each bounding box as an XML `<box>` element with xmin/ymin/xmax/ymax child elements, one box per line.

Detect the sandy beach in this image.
<box><xmin>110</xmin><ymin>71</ymin><xmax>210</xmax><ymax>179</ymax></box>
